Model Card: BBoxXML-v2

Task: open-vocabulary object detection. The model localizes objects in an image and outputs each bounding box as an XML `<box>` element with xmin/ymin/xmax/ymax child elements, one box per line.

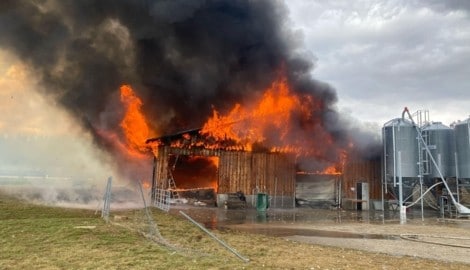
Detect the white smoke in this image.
<box><xmin>0</xmin><ymin>51</ymin><xmax>145</xmax><ymax>208</ymax></box>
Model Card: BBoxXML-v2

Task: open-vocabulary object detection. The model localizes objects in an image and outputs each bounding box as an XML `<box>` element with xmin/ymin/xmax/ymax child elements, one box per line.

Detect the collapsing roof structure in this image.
<box><xmin>146</xmin><ymin>128</ymin><xmax>297</xmax><ymax>207</ymax></box>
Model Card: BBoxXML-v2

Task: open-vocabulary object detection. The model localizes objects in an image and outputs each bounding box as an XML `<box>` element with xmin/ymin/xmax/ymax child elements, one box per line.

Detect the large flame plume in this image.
<box><xmin>119</xmin><ymin>84</ymin><xmax>152</xmax><ymax>158</ymax></box>
<box><xmin>199</xmin><ymin>73</ymin><xmax>351</xmax><ymax>173</ymax></box>
<box><xmin>93</xmin><ymin>84</ymin><xmax>155</xmax><ymax>182</ymax></box>
<box><xmin>201</xmin><ymin>74</ymin><xmax>305</xmax><ymax>151</ymax></box>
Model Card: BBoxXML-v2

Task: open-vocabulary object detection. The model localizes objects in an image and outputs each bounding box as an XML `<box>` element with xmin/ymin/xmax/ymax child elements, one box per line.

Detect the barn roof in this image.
<box><xmin>145</xmin><ymin>126</ymin><xmax>250</xmax><ymax>151</ymax></box>
<box><xmin>145</xmin><ymin>127</ymin><xmax>201</xmax><ymax>145</ymax></box>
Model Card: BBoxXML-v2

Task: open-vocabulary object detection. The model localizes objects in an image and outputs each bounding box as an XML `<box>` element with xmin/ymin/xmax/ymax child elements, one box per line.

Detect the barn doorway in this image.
<box><xmin>295</xmin><ymin>173</ymin><xmax>340</xmax><ymax>208</ymax></box>
<box><xmin>169</xmin><ymin>155</ymin><xmax>219</xmax><ymax>204</ymax></box>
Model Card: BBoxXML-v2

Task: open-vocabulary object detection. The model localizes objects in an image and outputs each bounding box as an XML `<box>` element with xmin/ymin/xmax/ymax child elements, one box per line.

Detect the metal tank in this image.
<box><xmin>454</xmin><ymin>118</ymin><xmax>470</xmax><ymax>179</ymax></box>
<box><xmin>421</xmin><ymin>122</ymin><xmax>456</xmax><ymax>179</ymax></box>
<box><xmin>383</xmin><ymin>118</ymin><xmax>419</xmax><ymax>179</ymax></box>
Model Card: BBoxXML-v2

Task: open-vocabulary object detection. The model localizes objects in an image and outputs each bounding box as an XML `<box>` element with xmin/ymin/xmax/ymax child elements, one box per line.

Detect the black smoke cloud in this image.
<box><xmin>0</xmin><ymin>0</ymin><xmax>378</xmax><ymax>172</ymax></box>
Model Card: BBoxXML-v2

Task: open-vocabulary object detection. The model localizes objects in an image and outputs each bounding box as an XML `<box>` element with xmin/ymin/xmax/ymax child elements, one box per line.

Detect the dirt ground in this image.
<box><xmin>227</xmin><ymin>217</ymin><xmax>470</xmax><ymax>265</ymax></box>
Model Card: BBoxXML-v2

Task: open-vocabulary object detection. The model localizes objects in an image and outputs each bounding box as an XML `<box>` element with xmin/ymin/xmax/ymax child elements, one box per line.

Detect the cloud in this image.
<box><xmin>286</xmin><ymin>0</ymin><xmax>470</xmax><ymax>125</ymax></box>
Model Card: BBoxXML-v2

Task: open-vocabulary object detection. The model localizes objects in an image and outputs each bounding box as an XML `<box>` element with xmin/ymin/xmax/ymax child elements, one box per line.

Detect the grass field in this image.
<box><xmin>1</xmin><ymin>191</ymin><xmax>468</xmax><ymax>269</ymax></box>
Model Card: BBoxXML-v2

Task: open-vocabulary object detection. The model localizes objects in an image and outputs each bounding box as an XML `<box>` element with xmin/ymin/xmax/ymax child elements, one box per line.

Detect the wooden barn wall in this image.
<box><xmin>155</xmin><ymin>146</ymin><xmax>170</xmax><ymax>189</ymax></box>
<box><xmin>218</xmin><ymin>151</ymin><xmax>251</xmax><ymax>194</ymax></box>
<box><xmin>218</xmin><ymin>152</ymin><xmax>296</xmax><ymax>196</ymax></box>
<box><xmin>153</xmin><ymin>146</ymin><xmax>296</xmax><ymax>196</ymax></box>
<box><xmin>253</xmin><ymin>152</ymin><xmax>296</xmax><ymax>196</ymax></box>
<box><xmin>342</xmin><ymin>158</ymin><xmax>381</xmax><ymax>200</ymax></box>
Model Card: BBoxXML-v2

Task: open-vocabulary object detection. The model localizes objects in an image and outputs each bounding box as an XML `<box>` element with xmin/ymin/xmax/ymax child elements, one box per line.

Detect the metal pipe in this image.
<box><xmin>151</xmin><ymin>156</ymin><xmax>157</xmax><ymax>202</ymax></box>
<box><xmin>466</xmin><ymin>118</ymin><xmax>470</xmax><ymax>185</ymax></box>
<box><xmin>455</xmin><ymin>152</ymin><xmax>460</xmax><ymax>203</ymax></box>
<box><xmin>179</xmin><ymin>211</ymin><xmax>250</xmax><ymax>263</ymax></box>
<box><xmin>398</xmin><ymin>151</ymin><xmax>406</xmax><ymax>224</ymax></box>
<box><xmin>381</xmin><ymin>171</ymin><xmax>385</xmax><ymax>213</ymax></box>
<box><xmin>293</xmin><ymin>175</ymin><xmax>296</xmax><ymax>208</ymax></box>
<box><xmin>382</xmin><ymin>126</ymin><xmax>387</xmax><ymax>208</ymax></box>
<box><xmin>419</xmin><ymin>176</ymin><xmax>424</xmax><ymax>221</ymax></box>
<box><xmin>392</xmin><ymin>121</ymin><xmax>397</xmax><ymax>187</ymax></box>
<box><xmin>274</xmin><ymin>176</ymin><xmax>277</xmax><ymax>208</ymax></box>
<box><xmin>418</xmin><ymin>127</ymin><xmax>424</xmax><ymax>220</ymax></box>
<box><xmin>406</xmin><ymin>181</ymin><xmax>442</xmax><ymax>208</ymax></box>
<box><xmin>101</xmin><ymin>176</ymin><xmax>113</xmax><ymax>223</ymax></box>
<box><xmin>338</xmin><ymin>177</ymin><xmax>342</xmax><ymax>209</ymax></box>
<box><xmin>403</xmin><ymin>107</ymin><xmax>470</xmax><ymax>214</ymax></box>
<box><xmin>139</xmin><ymin>180</ymin><xmax>158</xmax><ymax>236</ymax></box>
<box><xmin>401</xmin><ymin>106</ymin><xmax>409</xmax><ymax>121</ymax></box>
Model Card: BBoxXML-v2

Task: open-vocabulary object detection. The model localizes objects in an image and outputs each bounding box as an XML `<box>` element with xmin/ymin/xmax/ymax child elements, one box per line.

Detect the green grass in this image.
<box><xmin>1</xmin><ymin>191</ymin><xmax>469</xmax><ymax>269</ymax></box>
<box><xmin>0</xmin><ymin>194</ymin><xmax>229</xmax><ymax>269</ymax></box>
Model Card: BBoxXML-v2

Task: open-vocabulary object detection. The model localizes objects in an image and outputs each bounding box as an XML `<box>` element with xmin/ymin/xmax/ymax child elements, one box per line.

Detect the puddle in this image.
<box><xmin>236</xmin><ymin>227</ymin><xmax>400</xmax><ymax>239</ymax></box>
<box><xmin>172</xmin><ymin>206</ymin><xmax>439</xmax><ymax>226</ymax></box>
<box><xmin>170</xmin><ymin>205</ymin><xmax>467</xmax><ymax>239</ymax></box>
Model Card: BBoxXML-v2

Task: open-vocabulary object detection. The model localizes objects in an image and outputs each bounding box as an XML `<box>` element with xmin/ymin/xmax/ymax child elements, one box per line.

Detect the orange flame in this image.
<box><xmin>198</xmin><ymin>72</ymin><xmax>352</xmax><ymax>173</ymax></box>
<box><xmin>119</xmin><ymin>84</ymin><xmax>151</xmax><ymax>158</ymax></box>
<box><xmin>318</xmin><ymin>150</ymin><xmax>348</xmax><ymax>175</ymax></box>
<box><xmin>321</xmin><ymin>165</ymin><xmax>342</xmax><ymax>175</ymax></box>
<box><xmin>201</xmin><ymin>75</ymin><xmax>311</xmax><ymax>152</ymax></box>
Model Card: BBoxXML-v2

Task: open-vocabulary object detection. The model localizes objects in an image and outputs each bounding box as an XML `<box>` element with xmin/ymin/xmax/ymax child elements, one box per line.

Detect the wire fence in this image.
<box><xmin>153</xmin><ymin>188</ymin><xmax>171</xmax><ymax>212</ymax></box>
<box><xmin>97</xmin><ymin>178</ymin><xmax>243</xmax><ymax>262</ymax></box>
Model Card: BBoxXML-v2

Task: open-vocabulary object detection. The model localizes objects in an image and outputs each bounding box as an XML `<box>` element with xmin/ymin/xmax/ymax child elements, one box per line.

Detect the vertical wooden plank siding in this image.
<box><xmin>155</xmin><ymin>146</ymin><xmax>169</xmax><ymax>189</ymax></box>
<box><xmin>154</xmin><ymin>146</ymin><xmax>296</xmax><ymax>196</ymax></box>
<box><xmin>342</xmin><ymin>158</ymin><xmax>381</xmax><ymax>199</ymax></box>
<box><xmin>154</xmin><ymin>145</ymin><xmax>381</xmax><ymax>200</ymax></box>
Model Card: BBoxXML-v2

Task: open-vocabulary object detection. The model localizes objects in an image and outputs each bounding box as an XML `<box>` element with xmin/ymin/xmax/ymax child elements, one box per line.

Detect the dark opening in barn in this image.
<box><xmin>169</xmin><ymin>155</ymin><xmax>219</xmax><ymax>191</ymax></box>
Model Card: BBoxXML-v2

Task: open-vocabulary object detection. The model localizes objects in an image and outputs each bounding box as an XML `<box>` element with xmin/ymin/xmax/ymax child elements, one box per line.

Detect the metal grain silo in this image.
<box><xmin>454</xmin><ymin>118</ymin><xmax>470</xmax><ymax>179</ymax></box>
<box><xmin>421</xmin><ymin>122</ymin><xmax>456</xmax><ymax>178</ymax></box>
<box><xmin>383</xmin><ymin>118</ymin><xmax>419</xmax><ymax>179</ymax></box>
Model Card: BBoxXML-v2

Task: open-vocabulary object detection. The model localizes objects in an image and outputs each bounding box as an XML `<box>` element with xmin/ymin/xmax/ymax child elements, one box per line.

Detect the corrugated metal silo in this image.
<box><xmin>455</xmin><ymin>118</ymin><xmax>470</xmax><ymax>179</ymax></box>
<box><xmin>421</xmin><ymin>122</ymin><xmax>456</xmax><ymax>178</ymax></box>
<box><xmin>383</xmin><ymin>118</ymin><xmax>419</xmax><ymax>179</ymax></box>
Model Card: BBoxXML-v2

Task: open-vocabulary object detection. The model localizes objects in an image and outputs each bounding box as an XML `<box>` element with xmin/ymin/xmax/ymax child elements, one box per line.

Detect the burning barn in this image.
<box><xmin>137</xmin><ymin>69</ymin><xmax>384</xmax><ymax>209</ymax></box>
<box><xmin>147</xmin><ymin>128</ymin><xmax>296</xmax><ymax>207</ymax></box>
<box><xmin>146</xmin><ymin>125</ymin><xmax>382</xmax><ymax>209</ymax></box>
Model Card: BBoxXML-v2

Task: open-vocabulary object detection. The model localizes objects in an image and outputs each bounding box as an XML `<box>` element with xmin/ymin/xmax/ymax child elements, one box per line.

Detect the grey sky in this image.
<box><xmin>286</xmin><ymin>0</ymin><xmax>470</xmax><ymax>127</ymax></box>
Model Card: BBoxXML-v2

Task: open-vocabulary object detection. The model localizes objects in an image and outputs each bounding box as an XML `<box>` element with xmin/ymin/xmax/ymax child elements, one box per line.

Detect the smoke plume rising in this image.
<box><xmin>0</xmin><ymin>0</ymin><xmax>381</xmax><ymax>193</ymax></box>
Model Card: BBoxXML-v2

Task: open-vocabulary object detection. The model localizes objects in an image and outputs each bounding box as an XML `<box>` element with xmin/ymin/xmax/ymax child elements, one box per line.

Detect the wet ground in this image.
<box><xmin>170</xmin><ymin>205</ymin><xmax>470</xmax><ymax>264</ymax></box>
<box><xmin>171</xmin><ymin>205</ymin><xmax>469</xmax><ymax>234</ymax></box>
